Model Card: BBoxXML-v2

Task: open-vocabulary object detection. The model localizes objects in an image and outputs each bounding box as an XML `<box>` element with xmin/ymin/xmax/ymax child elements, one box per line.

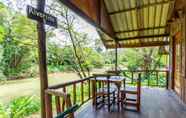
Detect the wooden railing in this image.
<box><xmin>45</xmin><ymin>76</ymin><xmax>93</xmax><ymax>118</ymax></box>
<box><xmin>121</xmin><ymin>70</ymin><xmax>169</xmax><ymax>88</ymax></box>
<box><xmin>44</xmin><ymin>70</ymin><xmax>169</xmax><ymax>117</ymax></box>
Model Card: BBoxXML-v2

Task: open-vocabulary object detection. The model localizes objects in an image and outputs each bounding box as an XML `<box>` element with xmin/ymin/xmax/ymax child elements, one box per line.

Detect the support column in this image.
<box><xmin>171</xmin><ymin>36</ymin><xmax>176</xmax><ymax>90</ymax></box>
<box><xmin>37</xmin><ymin>0</ymin><xmax>52</xmax><ymax>118</ymax></box>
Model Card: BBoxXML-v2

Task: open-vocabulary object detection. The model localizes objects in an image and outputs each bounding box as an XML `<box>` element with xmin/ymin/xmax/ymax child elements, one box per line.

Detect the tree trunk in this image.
<box><xmin>66</xmin><ymin>25</ymin><xmax>87</xmax><ymax>78</ymax></box>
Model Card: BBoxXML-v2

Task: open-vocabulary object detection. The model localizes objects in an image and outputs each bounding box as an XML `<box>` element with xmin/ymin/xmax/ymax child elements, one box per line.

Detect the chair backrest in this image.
<box><xmin>92</xmin><ymin>74</ymin><xmax>111</xmax><ymax>93</ymax></box>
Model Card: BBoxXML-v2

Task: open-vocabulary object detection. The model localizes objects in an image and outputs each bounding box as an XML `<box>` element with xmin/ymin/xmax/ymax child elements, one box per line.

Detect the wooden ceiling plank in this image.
<box><xmin>158</xmin><ymin>3</ymin><xmax>164</xmax><ymax>35</ymax></box>
<box><xmin>108</xmin><ymin>0</ymin><xmax>174</xmax><ymax>15</ymax></box>
<box><xmin>153</xmin><ymin>0</ymin><xmax>157</xmax><ymax>36</ymax></box>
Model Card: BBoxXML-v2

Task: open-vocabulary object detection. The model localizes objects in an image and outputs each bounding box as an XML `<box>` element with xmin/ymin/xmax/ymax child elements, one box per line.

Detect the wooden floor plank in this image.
<box><xmin>75</xmin><ymin>88</ymin><xmax>186</xmax><ymax>118</ymax></box>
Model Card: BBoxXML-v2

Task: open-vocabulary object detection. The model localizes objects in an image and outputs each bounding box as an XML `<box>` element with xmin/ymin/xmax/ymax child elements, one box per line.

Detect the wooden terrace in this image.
<box><xmin>76</xmin><ymin>88</ymin><xmax>186</xmax><ymax>118</ymax></box>
<box><xmin>33</xmin><ymin>0</ymin><xmax>186</xmax><ymax>118</ymax></box>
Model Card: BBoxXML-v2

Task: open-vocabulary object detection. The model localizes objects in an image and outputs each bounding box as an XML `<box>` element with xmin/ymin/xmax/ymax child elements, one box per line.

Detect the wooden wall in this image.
<box><xmin>170</xmin><ymin>13</ymin><xmax>186</xmax><ymax>103</ymax></box>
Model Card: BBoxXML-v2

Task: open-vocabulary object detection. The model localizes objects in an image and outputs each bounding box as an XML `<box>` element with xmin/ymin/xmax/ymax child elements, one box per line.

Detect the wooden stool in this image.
<box><xmin>120</xmin><ymin>73</ymin><xmax>141</xmax><ymax>112</ymax></box>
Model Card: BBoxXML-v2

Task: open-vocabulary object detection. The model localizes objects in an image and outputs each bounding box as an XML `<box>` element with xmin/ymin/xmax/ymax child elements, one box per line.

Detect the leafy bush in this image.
<box><xmin>48</xmin><ymin>65</ymin><xmax>65</xmax><ymax>73</ymax></box>
<box><xmin>0</xmin><ymin>40</ymin><xmax>33</xmax><ymax>79</ymax></box>
<box><xmin>0</xmin><ymin>96</ymin><xmax>40</xmax><ymax>118</ymax></box>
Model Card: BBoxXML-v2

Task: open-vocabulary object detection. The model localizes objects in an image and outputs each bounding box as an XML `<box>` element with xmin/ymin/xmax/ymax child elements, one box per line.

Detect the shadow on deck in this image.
<box><xmin>76</xmin><ymin>88</ymin><xmax>186</xmax><ymax>118</ymax></box>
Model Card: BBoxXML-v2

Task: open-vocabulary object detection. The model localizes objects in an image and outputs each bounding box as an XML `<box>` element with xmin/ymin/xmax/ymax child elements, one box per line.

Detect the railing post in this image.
<box><xmin>45</xmin><ymin>94</ymin><xmax>53</xmax><ymax>118</ymax></box>
<box><xmin>88</xmin><ymin>79</ymin><xmax>91</xmax><ymax>99</ymax></box>
<box><xmin>81</xmin><ymin>81</ymin><xmax>84</xmax><ymax>104</ymax></box>
<box><xmin>131</xmin><ymin>71</ymin><xmax>134</xmax><ymax>84</ymax></box>
<box><xmin>55</xmin><ymin>96</ymin><xmax>61</xmax><ymax>114</ymax></box>
<box><xmin>156</xmin><ymin>71</ymin><xmax>159</xmax><ymax>87</ymax></box>
<box><xmin>66</xmin><ymin>95</ymin><xmax>74</xmax><ymax>118</ymax></box>
<box><xmin>92</xmin><ymin>80</ymin><xmax>96</xmax><ymax>106</ymax></box>
<box><xmin>137</xmin><ymin>73</ymin><xmax>141</xmax><ymax>111</ymax></box>
<box><xmin>147</xmin><ymin>72</ymin><xmax>150</xmax><ymax>87</ymax></box>
<box><xmin>62</xmin><ymin>87</ymin><xmax>66</xmax><ymax>112</ymax></box>
<box><xmin>73</xmin><ymin>84</ymin><xmax>76</xmax><ymax>104</ymax></box>
<box><xmin>166</xmin><ymin>71</ymin><xmax>169</xmax><ymax>89</ymax></box>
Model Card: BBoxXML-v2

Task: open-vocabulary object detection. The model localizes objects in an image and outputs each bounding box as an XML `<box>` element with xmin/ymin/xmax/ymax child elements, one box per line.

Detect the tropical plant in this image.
<box><xmin>0</xmin><ymin>96</ymin><xmax>40</xmax><ymax>118</ymax></box>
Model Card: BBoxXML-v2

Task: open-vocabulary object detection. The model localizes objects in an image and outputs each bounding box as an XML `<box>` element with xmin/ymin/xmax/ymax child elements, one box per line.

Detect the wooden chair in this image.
<box><xmin>93</xmin><ymin>74</ymin><xmax>117</xmax><ymax>112</ymax></box>
<box><xmin>120</xmin><ymin>73</ymin><xmax>141</xmax><ymax>112</ymax></box>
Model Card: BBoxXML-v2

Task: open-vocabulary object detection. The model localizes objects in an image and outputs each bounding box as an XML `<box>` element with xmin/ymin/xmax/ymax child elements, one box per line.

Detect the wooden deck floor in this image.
<box><xmin>75</xmin><ymin>88</ymin><xmax>186</xmax><ymax>118</ymax></box>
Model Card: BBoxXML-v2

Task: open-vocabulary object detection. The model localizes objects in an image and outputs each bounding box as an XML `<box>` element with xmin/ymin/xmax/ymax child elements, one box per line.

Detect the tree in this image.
<box><xmin>47</xmin><ymin>2</ymin><xmax>103</xmax><ymax>78</ymax></box>
<box><xmin>0</xmin><ymin>2</ymin><xmax>38</xmax><ymax>79</ymax></box>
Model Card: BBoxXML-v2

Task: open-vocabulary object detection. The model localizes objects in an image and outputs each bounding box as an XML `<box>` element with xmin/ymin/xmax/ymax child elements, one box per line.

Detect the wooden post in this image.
<box><xmin>55</xmin><ymin>96</ymin><xmax>61</xmax><ymax>114</ymax></box>
<box><xmin>115</xmin><ymin>41</ymin><xmax>118</xmax><ymax>72</ymax></box>
<box><xmin>88</xmin><ymin>79</ymin><xmax>91</xmax><ymax>99</ymax></box>
<box><xmin>131</xmin><ymin>71</ymin><xmax>134</xmax><ymax>84</ymax></box>
<box><xmin>166</xmin><ymin>71</ymin><xmax>169</xmax><ymax>89</ymax></box>
<box><xmin>137</xmin><ymin>73</ymin><xmax>141</xmax><ymax>112</ymax></box>
<box><xmin>37</xmin><ymin>0</ymin><xmax>52</xmax><ymax>118</ymax></box>
<box><xmin>156</xmin><ymin>71</ymin><xmax>159</xmax><ymax>87</ymax></box>
<box><xmin>172</xmin><ymin>36</ymin><xmax>176</xmax><ymax>90</ymax></box>
<box><xmin>62</xmin><ymin>87</ymin><xmax>66</xmax><ymax>112</ymax></box>
<box><xmin>92</xmin><ymin>80</ymin><xmax>96</xmax><ymax>106</ymax></box>
<box><xmin>81</xmin><ymin>81</ymin><xmax>84</xmax><ymax>104</ymax></box>
<box><xmin>73</xmin><ymin>84</ymin><xmax>76</xmax><ymax>104</ymax></box>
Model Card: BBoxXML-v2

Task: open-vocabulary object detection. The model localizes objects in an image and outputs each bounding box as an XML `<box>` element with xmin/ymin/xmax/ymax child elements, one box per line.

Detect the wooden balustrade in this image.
<box><xmin>45</xmin><ymin>89</ymin><xmax>73</xmax><ymax>118</ymax></box>
<box><xmin>44</xmin><ymin>70</ymin><xmax>169</xmax><ymax>117</ymax></box>
<box><xmin>121</xmin><ymin>70</ymin><xmax>169</xmax><ymax>88</ymax></box>
<box><xmin>45</xmin><ymin>76</ymin><xmax>93</xmax><ymax>118</ymax></box>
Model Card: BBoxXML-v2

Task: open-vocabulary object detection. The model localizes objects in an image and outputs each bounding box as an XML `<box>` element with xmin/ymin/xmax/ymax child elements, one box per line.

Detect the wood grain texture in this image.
<box><xmin>75</xmin><ymin>88</ymin><xmax>186</xmax><ymax>118</ymax></box>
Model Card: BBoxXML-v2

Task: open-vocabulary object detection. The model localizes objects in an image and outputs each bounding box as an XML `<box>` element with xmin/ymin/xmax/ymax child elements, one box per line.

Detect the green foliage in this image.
<box><xmin>47</xmin><ymin>43</ymin><xmax>104</xmax><ymax>73</ymax></box>
<box><xmin>121</xmin><ymin>49</ymin><xmax>143</xmax><ymax>71</ymax></box>
<box><xmin>0</xmin><ymin>96</ymin><xmax>40</xmax><ymax>118</ymax></box>
<box><xmin>0</xmin><ymin>40</ymin><xmax>32</xmax><ymax>79</ymax></box>
<box><xmin>0</xmin><ymin>3</ymin><xmax>38</xmax><ymax>80</ymax></box>
<box><xmin>0</xmin><ymin>26</ymin><xmax>5</xmax><ymax>42</ymax></box>
<box><xmin>82</xmin><ymin>48</ymin><xmax>104</xmax><ymax>68</ymax></box>
<box><xmin>48</xmin><ymin>65</ymin><xmax>65</xmax><ymax>73</ymax></box>
<box><xmin>119</xmin><ymin>48</ymin><xmax>166</xmax><ymax>71</ymax></box>
<box><xmin>0</xmin><ymin>103</ymin><xmax>8</xmax><ymax>118</ymax></box>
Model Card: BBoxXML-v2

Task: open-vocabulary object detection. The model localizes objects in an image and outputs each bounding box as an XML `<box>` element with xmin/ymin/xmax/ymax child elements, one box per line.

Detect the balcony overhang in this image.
<box><xmin>59</xmin><ymin>0</ymin><xmax>176</xmax><ymax>48</ymax></box>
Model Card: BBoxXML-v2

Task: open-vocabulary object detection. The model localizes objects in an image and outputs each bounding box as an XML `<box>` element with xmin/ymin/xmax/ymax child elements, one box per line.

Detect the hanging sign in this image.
<box><xmin>27</xmin><ymin>5</ymin><xmax>57</xmax><ymax>28</ymax></box>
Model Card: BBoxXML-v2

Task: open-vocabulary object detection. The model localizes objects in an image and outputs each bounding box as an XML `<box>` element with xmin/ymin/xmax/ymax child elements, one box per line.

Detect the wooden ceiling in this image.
<box><xmin>59</xmin><ymin>0</ymin><xmax>176</xmax><ymax>48</ymax></box>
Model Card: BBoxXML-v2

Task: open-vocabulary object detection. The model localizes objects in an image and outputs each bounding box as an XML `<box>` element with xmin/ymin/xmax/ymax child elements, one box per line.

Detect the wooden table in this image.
<box><xmin>91</xmin><ymin>74</ymin><xmax>125</xmax><ymax>111</ymax></box>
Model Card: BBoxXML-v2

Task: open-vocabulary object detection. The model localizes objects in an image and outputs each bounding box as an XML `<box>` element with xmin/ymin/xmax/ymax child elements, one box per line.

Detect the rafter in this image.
<box><xmin>115</xmin><ymin>26</ymin><xmax>167</xmax><ymax>34</ymax></box>
<box><xmin>116</xmin><ymin>34</ymin><xmax>169</xmax><ymax>41</ymax></box>
<box><xmin>106</xmin><ymin>41</ymin><xmax>169</xmax><ymax>48</ymax></box>
<box><xmin>108</xmin><ymin>0</ymin><xmax>174</xmax><ymax>15</ymax></box>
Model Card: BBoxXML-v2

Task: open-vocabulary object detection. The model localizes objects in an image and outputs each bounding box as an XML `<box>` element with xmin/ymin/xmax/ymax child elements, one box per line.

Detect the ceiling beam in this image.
<box><xmin>108</xmin><ymin>0</ymin><xmax>174</xmax><ymax>15</ymax></box>
<box><xmin>106</xmin><ymin>41</ymin><xmax>170</xmax><ymax>49</ymax></box>
<box><xmin>115</xmin><ymin>26</ymin><xmax>167</xmax><ymax>34</ymax></box>
<box><xmin>116</xmin><ymin>34</ymin><xmax>169</xmax><ymax>41</ymax></box>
